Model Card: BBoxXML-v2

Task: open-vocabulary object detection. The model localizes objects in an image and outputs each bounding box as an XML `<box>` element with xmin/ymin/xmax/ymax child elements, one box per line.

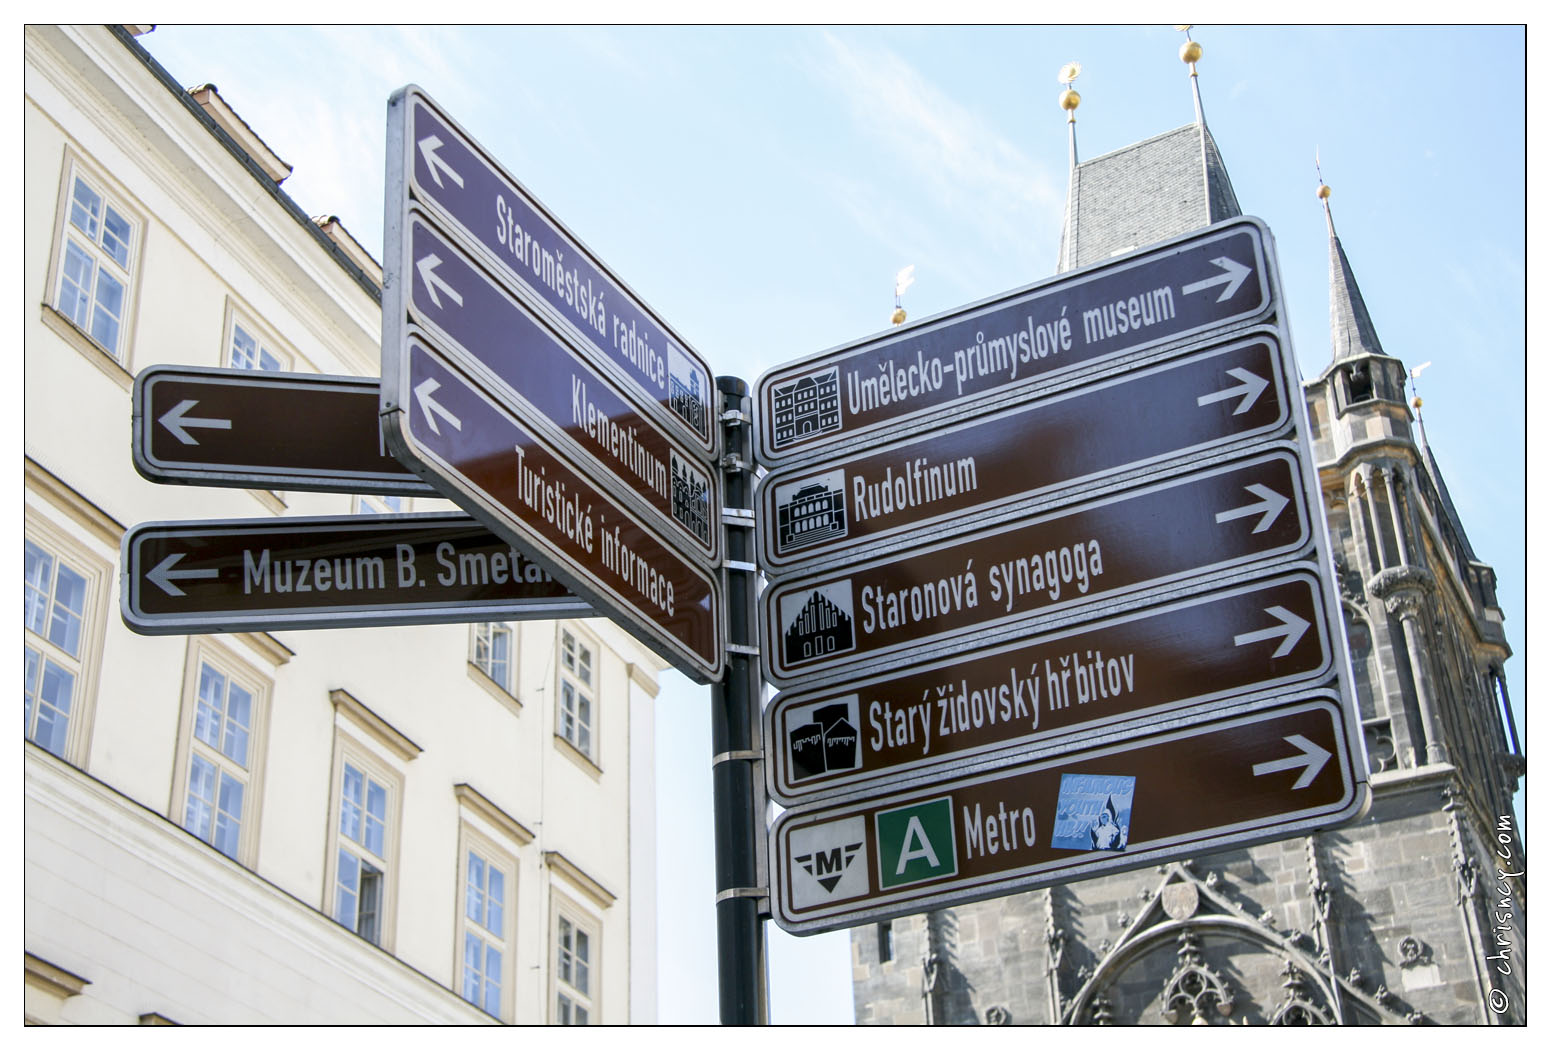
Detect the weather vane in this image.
<box><xmin>892</xmin><ymin>265</ymin><xmax>915</xmax><ymax>325</ymax></box>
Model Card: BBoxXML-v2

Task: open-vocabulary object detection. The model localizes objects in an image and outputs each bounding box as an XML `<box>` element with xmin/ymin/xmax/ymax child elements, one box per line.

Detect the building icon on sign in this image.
<box><xmin>670</xmin><ymin>450</ymin><xmax>711</xmax><ymax>545</ymax></box>
<box><xmin>772</xmin><ymin>368</ymin><xmax>841</xmax><ymax>448</ymax></box>
<box><xmin>788</xmin><ymin>698</ymin><xmax>861</xmax><ymax>782</ymax></box>
<box><xmin>668</xmin><ymin>360</ymin><xmax>708</xmax><ymax>440</ymax></box>
<box><xmin>781</xmin><ymin>586</ymin><xmax>855</xmax><ymax>666</ymax></box>
<box><xmin>775</xmin><ymin>475</ymin><xmax>848</xmax><ymax>552</ymax></box>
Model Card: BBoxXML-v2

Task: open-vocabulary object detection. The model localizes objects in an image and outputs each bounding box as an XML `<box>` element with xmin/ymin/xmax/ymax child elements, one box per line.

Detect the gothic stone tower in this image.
<box><xmin>849</xmin><ymin>48</ymin><xmax>1524</xmax><ymax>1028</ymax></box>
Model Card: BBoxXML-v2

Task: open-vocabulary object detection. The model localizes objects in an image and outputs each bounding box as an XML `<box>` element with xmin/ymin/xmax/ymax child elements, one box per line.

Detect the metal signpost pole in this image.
<box><xmin>710</xmin><ymin>376</ymin><xmax>768</xmax><ymax>1024</ymax></box>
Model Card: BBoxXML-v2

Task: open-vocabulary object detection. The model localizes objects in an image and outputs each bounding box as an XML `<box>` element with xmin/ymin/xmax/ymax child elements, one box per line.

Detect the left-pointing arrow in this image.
<box><xmin>159</xmin><ymin>399</ymin><xmax>233</xmax><ymax>445</ymax></box>
<box><xmin>415</xmin><ymin>377</ymin><xmax>463</xmax><ymax>435</ymax></box>
<box><xmin>1251</xmin><ymin>733</ymin><xmax>1332</xmax><ymax>790</ymax></box>
<box><xmin>416</xmin><ymin>253</ymin><xmax>464</xmax><ymax>310</ymax></box>
<box><xmin>417</xmin><ymin>135</ymin><xmax>464</xmax><ymax>190</ymax></box>
<box><xmin>147</xmin><ymin>553</ymin><xmax>220</xmax><ymax>597</ymax></box>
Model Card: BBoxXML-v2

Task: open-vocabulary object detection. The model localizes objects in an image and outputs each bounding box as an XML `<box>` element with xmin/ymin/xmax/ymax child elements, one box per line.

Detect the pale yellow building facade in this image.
<box><xmin>24</xmin><ymin>24</ymin><xmax>663</xmax><ymax>1025</ymax></box>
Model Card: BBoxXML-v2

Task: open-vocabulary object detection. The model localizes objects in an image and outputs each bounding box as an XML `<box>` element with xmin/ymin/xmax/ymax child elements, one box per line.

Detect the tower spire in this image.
<box><xmin>1317</xmin><ymin>169</ymin><xmax>1388</xmax><ymax>363</ymax></box>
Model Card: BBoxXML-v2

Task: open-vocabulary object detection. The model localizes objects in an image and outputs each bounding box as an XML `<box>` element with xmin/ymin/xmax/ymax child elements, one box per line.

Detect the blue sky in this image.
<box><xmin>135</xmin><ymin>23</ymin><xmax>1528</xmax><ymax>1026</ymax></box>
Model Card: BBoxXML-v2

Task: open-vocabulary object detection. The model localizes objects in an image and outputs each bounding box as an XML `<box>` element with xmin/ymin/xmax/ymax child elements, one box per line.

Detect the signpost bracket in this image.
<box><xmin>713</xmin><ymin>749</ymin><xmax>765</xmax><ymax>765</ymax></box>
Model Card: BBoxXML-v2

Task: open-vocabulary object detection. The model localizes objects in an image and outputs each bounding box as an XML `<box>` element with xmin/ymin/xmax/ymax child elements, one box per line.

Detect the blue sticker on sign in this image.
<box><xmin>1051</xmin><ymin>773</ymin><xmax>1136</xmax><ymax>851</ymax></box>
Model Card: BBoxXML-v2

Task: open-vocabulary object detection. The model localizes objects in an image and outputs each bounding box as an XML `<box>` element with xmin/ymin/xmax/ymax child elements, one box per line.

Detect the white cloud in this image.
<box><xmin>807</xmin><ymin>31</ymin><xmax>1064</xmax><ymax>288</ymax></box>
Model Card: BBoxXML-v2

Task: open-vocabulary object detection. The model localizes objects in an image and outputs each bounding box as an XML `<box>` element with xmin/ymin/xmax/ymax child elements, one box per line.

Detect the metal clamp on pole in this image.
<box><xmin>712</xmin><ymin>749</ymin><xmax>764</xmax><ymax>766</ymax></box>
<box><xmin>715</xmin><ymin>887</ymin><xmax>770</xmax><ymax>907</ymax></box>
<box><xmin>722</xmin><ymin>507</ymin><xmax>756</xmax><ymax>528</ymax></box>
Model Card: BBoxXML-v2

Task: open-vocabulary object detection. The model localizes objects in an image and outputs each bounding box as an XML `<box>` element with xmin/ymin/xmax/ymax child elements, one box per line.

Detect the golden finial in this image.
<box><xmin>1177</xmin><ymin>25</ymin><xmax>1202</xmax><ymax>68</ymax></box>
<box><xmin>1409</xmin><ymin>362</ymin><xmax>1432</xmax><ymax>417</ymax></box>
<box><xmin>1318</xmin><ymin>184</ymin><xmax>1332</xmax><ymax>200</ymax></box>
<box><xmin>892</xmin><ymin>265</ymin><xmax>915</xmax><ymax>326</ymax></box>
<box><xmin>1058</xmin><ymin>62</ymin><xmax>1081</xmax><ymax>116</ymax></box>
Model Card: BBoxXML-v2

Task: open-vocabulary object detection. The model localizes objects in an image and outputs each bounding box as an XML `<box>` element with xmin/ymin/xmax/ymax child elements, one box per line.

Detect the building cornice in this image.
<box><xmin>545</xmin><ymin>850</ymin><xmax>616</xmax><ymax>909</ymax></box>
<box><xmin>454</xmin><ymin>783</ymin><xmax>535</xmax><ymax>847</ymax></box>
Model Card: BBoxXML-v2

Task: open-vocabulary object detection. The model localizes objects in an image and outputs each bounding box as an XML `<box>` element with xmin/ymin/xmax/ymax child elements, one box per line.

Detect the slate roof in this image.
<box><xmin>1056</xmin><ymin>122</ymin><xmax>1241</xmax><ymax>273</ymax></box>
<box><xmin>1324</xmin><ymin>201</ymin><xmax>1388</xmax><ymax>363</ymax></box>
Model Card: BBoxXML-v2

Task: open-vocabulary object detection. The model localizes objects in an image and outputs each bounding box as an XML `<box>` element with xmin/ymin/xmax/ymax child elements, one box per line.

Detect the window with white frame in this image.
<box><xmin>472</xmin><ymin>622</ymin><xmax>515</xmax><ymax>694</ymax></box>
<box><xmin>334</xmin><ymin>758</ymin><xmax>393</xmax><ymax>944</ymax></box>
<box><xmin>557</xmin><ymin>627</ymin><xmax>595</xmax><ymax>760</ymax></box>
<box><xmin>174</xmin><ymin>649</ymin><xmax>269</xmax><ymax>863</ymax></box>
<box><xmin>325</xmin><ymin>692</ymin><xmax>415</xmax><ymax>951</ymax></box>
<box><xmin>554</xmin><ymin>911</ymin><xmax>596</xmax><ymax>1025</ymax></box>
<box><xmin>52</xmin><ymin>164</ymin><xmax>138</xmax><ymax>361</ymax></box>
<box><xmin>353</xmin><ymin>493</ymin><xmax>409</xmax><ymax>515</ymax></box>
<box><xmin>226</xmin><ymin>312</ymin><xmax>288</xmax><ymax>372</ymax></box>
<box><xmin>460</xmin><ymin>840</ymin><xmax>515</xmax><ymax>1018</ymax></box>
<box><xmin>23</xmin><ymin>539</ymin><xmax>92</xmax><ymax>759</ymax></box>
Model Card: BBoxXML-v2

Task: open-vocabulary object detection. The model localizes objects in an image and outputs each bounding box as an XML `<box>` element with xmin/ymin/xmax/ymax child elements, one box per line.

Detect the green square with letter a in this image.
<box><xmin>875</xmin><ymin>797</ymin><xmax>957</xmax><ymax>889</ymax></box>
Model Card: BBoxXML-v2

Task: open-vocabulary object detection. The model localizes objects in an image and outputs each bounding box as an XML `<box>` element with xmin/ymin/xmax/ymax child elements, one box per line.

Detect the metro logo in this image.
<box><xmin>876</xmin><ymin>798</ymin><xmax>957</xmax><ymax>889</ymax></box>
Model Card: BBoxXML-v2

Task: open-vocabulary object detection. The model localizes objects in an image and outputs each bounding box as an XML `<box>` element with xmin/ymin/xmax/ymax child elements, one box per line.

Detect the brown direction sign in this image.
<box><xmin>133</xmin><ymin>365</ymin><xmax>432</xmax><ymax>495</ymax></box>
<box><xmin>760</xmin><ymin>449</ymin><xmax>1313</xmax><ymax>688</ymax></box>
<box><xmin>387</xmin><ymin>85</ymin><xmax>717</xmax><ymax>459</ymax></box>
<box><xmin>758</xmin><ymin>331</ymin><xmax>1292</xmax><ymax>575</ymax></box>
<box><xmin>764</xmin><ymin>569</ymin><xmax>1334</xmax><ymax>805</ymax></box>
<box><xmin>382</xmin><ymin>331</ymin><xmax>724</xmax><ymax>682</ymax></box>
<box><xmin>754</xmin><ymin>217</ymin><xmax>1274</xmax><ymax>467</ymax></box>
<box><xmin>121</xmin><ymin>512</ymin><xmax>592</xmax><ymax>635</ymax></box>
<box><xmin>398</xmin><ymin>208</ymin><xmax>718</xmax><ymax>563</ymax></box>
<box><xmin>771</xmin><ymin>697</ymin><xmax>1366</xmax><ymax>934</ymax></box>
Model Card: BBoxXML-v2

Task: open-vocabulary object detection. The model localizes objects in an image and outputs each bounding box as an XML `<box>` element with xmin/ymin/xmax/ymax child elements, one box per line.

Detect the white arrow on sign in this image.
<box><xmin>158</xmin><ymin>399</ymin><xmax>233</xmax><ymax>445</ymax></box>
<box><xmin>414</xmin><ymin>377</ymin><xmax>463</xmax><ymax>435</ymax></box>
<box><xmin>1214</xmin><ymin>483</ymin><xmax>1289</xmax><ymax>534</ymax></box>
<box><xmin>1232</xmin><ymin>605</ymin><xmax>1310</xmax><ymax>658</ymax></box>
<box><xmin>1196</xmin><ymin>367</ymin><xmax>1269</xmax><ymax>415</ymax></box>
<box><xmin>1182</xmin><ymin>256</ymin><xmax>1252</xmax><ymax>302</ymax></box>
<box><xmin>1252</xmin><ymin>734</ymin><xmax>1332</xmax><ymax>790</ymax></box>
<box><xmin>416</xmin><ymin>253</ymin><xmax>464</xmax><ymax>310</ymax></box>
<box><xmin>147</xmin><ymin>553</ymin><xmax>220</xmax><ymax>597</ymax></box>
<box><xmin>417</xmin><ymin>135</ymin><xmax>464</xmax><ymax>190</ymax></box>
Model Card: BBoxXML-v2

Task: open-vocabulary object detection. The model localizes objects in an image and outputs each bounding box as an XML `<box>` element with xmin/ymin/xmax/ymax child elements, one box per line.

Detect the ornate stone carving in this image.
<box><xmin>1161</xmin><ymin>882</ymin><xmax>1199</xmax><ymax>920</ymax></box>
<box><xmin>1089</xmin><ymin>993</ymin><xmax>1114</xmax><ymax>1026</ymax></box>
<box><xmin>1367</xmin><ymin>564</ymin><xmax>1432</xmax><ymax>606</ymax></box>
<box><xmin>1159</xmin><ymin>929</ymin><xmax>1235</xmax><ymax>1024</ymax></box>
<box><xmin>1397</xmin><ymin>936</ymin><xmax>1431</xmax><ymax>967</ymax></box>
<box><xmin>984</xmin><ymin>1005</ymin><xmax>1011</xmax><ymax>1025</ymax></box>
<box><xmin>1268</xmin><ymin>960</ymin><xmax>1334</xmax><ymax>1026</ymax></box>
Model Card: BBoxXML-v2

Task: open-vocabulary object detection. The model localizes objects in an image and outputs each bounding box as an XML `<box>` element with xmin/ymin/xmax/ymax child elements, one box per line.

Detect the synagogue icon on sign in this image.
<box><xmin>780</xmin><ymin>585</ymin><xmax>855</xmax><ymax>667</ymax></box>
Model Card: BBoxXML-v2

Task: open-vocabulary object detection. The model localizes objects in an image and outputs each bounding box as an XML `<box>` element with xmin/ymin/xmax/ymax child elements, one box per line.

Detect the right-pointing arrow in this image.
<box><xmin>1214</xmin><ymin>483</ymin><xmax>1289</xmax><ymax>534</ymax></box>
<box><xmin>414</xmin><ymin>377</ymin><xmax>463</xmax><ymax>436</ymax></box>
<box><xmin>1232</xmin><ymin>605</ymin><xmax>1311</xmax><ymax>658</ymax></box>
<box><xmin>1196</xmin><ymin>366</ymin><xmax>1269</xmax><ymax>415</ymax></box>
<box><xmin>147</xmin><ymin>553</ymin><xmax>220</xmax><ymax>597</ymax></box>
<box><xmin>1182</xmin><ymin>256</ymin><xmax>1252</xmax><ymax>302</ymax></box>
<box><xmin>1252</xmin><ymin>734</ymin><xmax>1332</xmax><ymax>790</ymax></box>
